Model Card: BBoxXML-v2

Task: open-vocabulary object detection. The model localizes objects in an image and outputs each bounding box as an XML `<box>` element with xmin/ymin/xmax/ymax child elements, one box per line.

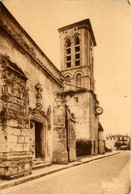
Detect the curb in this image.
<box><xmin>0</xmin><ymin>152</ymin><xmax>120</xmax><ymax>191</ymax></box>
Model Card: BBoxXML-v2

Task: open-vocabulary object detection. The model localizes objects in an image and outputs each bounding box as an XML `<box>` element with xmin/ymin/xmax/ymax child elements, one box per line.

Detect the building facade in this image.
<box><xmin>0</xmin><ymin>2</ymin><xmax>104</xmax><ymax>179</ymax></box>
<box><xmin>105</xmin><ymin>134</ymin><xmax>130</xmax><ymax>150</ymax></box>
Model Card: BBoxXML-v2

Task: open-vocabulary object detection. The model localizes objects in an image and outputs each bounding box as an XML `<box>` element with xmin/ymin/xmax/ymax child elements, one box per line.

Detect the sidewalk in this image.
<box><xmin>0</xmin><ymin>151</ymin><xmax>120</xmax><ymax>191</ymax></box>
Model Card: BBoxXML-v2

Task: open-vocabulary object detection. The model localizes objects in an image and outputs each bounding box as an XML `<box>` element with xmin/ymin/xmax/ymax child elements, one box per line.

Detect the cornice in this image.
<box><xmin>61</xmin><ymin>65</ymin><xmax>90</xmax><ymax>72</ymax></box>
<box><xmin>58</xmin><ymin>19</ymin><xmax>96</xmax><ymax>46</ymax></box>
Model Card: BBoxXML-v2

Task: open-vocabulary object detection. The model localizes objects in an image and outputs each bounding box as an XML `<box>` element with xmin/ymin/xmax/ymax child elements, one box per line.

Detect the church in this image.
<box><xmin>0</xmin><ymin>2</ymin><xmax>104</xmax><ymax>179</ymax></box>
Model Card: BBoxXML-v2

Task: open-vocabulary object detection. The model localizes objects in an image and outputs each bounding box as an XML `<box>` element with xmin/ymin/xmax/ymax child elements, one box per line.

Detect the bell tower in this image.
<box><xmin>58</xmin><ymin>19</ymin><xmax>96</xmax><ymax>91</ymax></box>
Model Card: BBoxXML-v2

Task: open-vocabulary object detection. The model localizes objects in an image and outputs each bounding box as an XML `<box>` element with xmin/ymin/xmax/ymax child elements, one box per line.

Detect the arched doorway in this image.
<box><xmin>29</xmin><ymin>108</ymin><xmax>47</xmax><ymax>161</ymax></box>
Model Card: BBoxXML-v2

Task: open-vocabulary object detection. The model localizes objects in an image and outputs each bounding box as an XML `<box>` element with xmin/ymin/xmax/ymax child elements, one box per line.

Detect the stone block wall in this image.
<box><xmin>0</xmin><ymin>55</ymin><xmax>32</xmax><ymax>179</ymax></box>
<box><xmin>67</xmin><ymin>112</ymin><xmax>76</xmax><ymax>162</ymax></box>
<box><xmin>52</xmin><ymin>97</ymin><xmax>76</xmax><ymax>164</ymax></box>
<box><xmin>64</xmin><ymin>90</ymin><xmax>99</xmax><ymax>155</ymax></box>
<box><xmin>53</xmin><ymin>97</ymin><xmax>68</xmax><ymax>164</ymax></box>
<box><xmin>0</xmin><ymin>152</ymin><xmax>32</xmax><ymax>179</ymax></box>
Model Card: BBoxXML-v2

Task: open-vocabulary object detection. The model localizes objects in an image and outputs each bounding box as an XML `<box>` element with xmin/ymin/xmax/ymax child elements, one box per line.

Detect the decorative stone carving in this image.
<box><xmin>66</xmin><ymin>106</ymin><xmax>76</xmax><ymax>122</ymax></box>
<box><xmin>47</xmin><ymin>105</ymin><xmax>51</xmax><ymax>130</ymax></box>
<box><xmin>35</xmin><ymin>83</ymin><xmax>43</xmax><ymax>108</ymax></box>
<box><xmin>29</xmin><ymin>107</ymin><xmax>47</xmax><ymax>121</ymax></box>
<box><xmin>25</xmin><ymin>89</ymin><xmax>29</xmax><ymax>105</ymax></box>
<box><xmin>2</xmin><ymin>85</ymin><xmax>8</xmax><ymax>94</ymax></box>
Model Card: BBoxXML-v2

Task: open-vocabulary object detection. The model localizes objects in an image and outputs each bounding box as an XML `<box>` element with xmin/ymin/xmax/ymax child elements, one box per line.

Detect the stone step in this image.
<box><xmin>33</xmin><ymin>162</ymin><xmax>52</xmax><ymax>170</ymax></box>
<box><xmin>33</xmin><ymin>160</ymin><xmax>45</xmax><ymax>165</ymax></box>
<box><xmin>33</xmin><ymin>158</ymin><xmax>43</xmax><ymax>161</ymax></box>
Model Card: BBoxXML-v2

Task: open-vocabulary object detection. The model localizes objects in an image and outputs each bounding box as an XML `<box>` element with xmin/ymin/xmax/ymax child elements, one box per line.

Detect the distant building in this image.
<box><xmin>105</xmin><ymin>134</ymin><xmax>130</xmax><ymax>150</ymax></box>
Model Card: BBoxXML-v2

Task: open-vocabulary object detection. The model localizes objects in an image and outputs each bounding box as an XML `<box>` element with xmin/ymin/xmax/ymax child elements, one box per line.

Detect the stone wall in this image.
<box><xmin>0</xmin><ymin>3</ymin><xmax>63</xmax><ymax>178</ymax></box>
<box><xmin>52</xmin><ymin>96</ymin><xmax>76</xmax><ymax>164</ymax></box>
<box><xmin>0</xmin><ymin>54</ymin><xmax>32</xmax><ymax>179</ymax></box>
<box><xmin>63</xmin><ymin>90</ymin><xmax>99</xmax><ymax>155</ymax></box>
<box><xmin>66</xmin><ymin>109</ymin><xmax>76</xmax><ymax>162</ymax></box>
<box><xmin>62</xmin><ymin>66</ymin><xmax>91</xmax><ymax>90</ymax></box>
<box><xmin>53</xmin><ymin>96</ymin><xmax>68</xmax><ymax>164</ymax></box>
<box><xmin>0</xmin><ymin>13</ymin><xmax>62</xmax><ymax>167</ymax></box>
<box><xmin>65</xmin><ymin>91</ymin><xmax>90</xmax><ymax>140</ymax></box>
<box><xmin>89</xmin><ymin>93</ymin><xmax>99</xmax><ymax>155</ymax></box>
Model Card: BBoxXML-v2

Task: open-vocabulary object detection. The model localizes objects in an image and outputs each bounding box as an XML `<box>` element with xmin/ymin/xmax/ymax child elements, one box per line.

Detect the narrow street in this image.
<box><xmin>1</xmin><ymin>151</ymin><xmax>131</xmax><ymax>194</ymax></box>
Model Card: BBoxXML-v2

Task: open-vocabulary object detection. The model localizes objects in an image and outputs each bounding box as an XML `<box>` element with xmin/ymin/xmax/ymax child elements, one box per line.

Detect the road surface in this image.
<box><xmin>1</xmin><ymin>151</ymin><xmax>131</xmax><ymax>194</ymax></box>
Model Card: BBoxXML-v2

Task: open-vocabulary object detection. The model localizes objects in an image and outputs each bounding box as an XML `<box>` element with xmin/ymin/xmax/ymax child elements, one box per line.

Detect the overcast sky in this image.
<box><xmin>3</xmin><ymin>0</ymin><xmax>130</xmax><ymax>136</ymax></box>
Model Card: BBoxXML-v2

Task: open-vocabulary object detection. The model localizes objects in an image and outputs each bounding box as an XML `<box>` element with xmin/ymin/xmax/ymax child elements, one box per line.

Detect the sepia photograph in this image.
<box><xmin>0</xmin><ymin>0</ymin><xmax>130</xmax><ymax>193</ymax></box>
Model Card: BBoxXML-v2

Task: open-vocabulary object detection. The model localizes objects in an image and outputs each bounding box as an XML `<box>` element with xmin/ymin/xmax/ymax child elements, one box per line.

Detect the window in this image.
<box><xmin>66</xmin><ymin>38</ymin><xmax>71</xmax><ymax>47</ymax></box>
<box><xmin>67</xmin><ymin>62</ymin><xmax>71</xmax><ymax>68</ymax></box>
<box><xmin>75</xmin><ymin>53</ymin><xmax>80</xmax><ymax>59</ymax></box>
<box><xmin>75</xmin><ymin>60</ymin><xmax>80</xmax><ymax>66</ymax></box>
<box><xmin>76</xmin><ymin>73</ymin><xmax>81</xmax><ymax>86</ymax></box>
<box><xmin>65</xmin><ymin>75</ymin><xmax>71</xmax><ymax>83</ymax></box>
<box><xmin>75</xmin><ymin>36</ymin><xmax>80</xmax><ymax>45</ymax></box>
<box><xmin>75</xmin><ymin>46</ymin><xmax>80</xmax><ymax>52</ymax></box>
<box><xmin>67</xmin><ymin>56</ymin><xmax>71</xmax><ymax>61</ymax></box>
<box><xmin>65</xmin><ymin>38</ymin><xmax>71</xmax><ymax>68</ymax></box>
<box><xmin>67</xmin><ymin>48</ymin><xmax>71</xmax><ymax>54</ymax></box>
<box><xmin>74</xmin><ymin>35</ymin><xmax>80</xmax><ymax>66</ymax></box>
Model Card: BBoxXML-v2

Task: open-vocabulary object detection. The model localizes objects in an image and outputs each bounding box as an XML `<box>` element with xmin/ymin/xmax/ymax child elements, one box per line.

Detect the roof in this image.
<box><xmin>58</xmin><ymin>19</ymin><xmax>96</xmax><ymax>46</ymax></box>
<box><xmin>106</xmin><ymin>134</ymin><xmax>130</xmax><ymax>138</ymax></box>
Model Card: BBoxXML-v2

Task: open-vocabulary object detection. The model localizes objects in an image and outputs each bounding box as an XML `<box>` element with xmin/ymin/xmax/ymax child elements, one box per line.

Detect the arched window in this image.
<box><xmin>65</xmin><ymin>75</ymin><xmax>71</xmax><ymax>83</ymax></box>
<box><xmin>76</xmin><ymin>73</ymin><xmax>81</xmax><ymax>86</ymax></box>
<box><xmin>74</xmin><ymin>35</ymin><xmax>80</xmax><ymax>66</ymax></box>
<box><xmin>66</xmin><ymin>38</ymin><xmax>71</xmax><ymax>47</ymax></box>
<box><xmin>65</xmin><ymin>38</ymin><xmax>71</xmax><ymax>68</ymax></box>
<box><xmin>75</xmin><ymin>36</ymin><xmax>80</xmax><ymax>45</ymax></box>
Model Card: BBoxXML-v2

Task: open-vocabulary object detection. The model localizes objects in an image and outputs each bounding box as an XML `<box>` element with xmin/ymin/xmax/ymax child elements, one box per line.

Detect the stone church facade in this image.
<box><xmin>0</xmin><ymin>2</ymin><xmax>104</xmax><ymax>179</ymax></box>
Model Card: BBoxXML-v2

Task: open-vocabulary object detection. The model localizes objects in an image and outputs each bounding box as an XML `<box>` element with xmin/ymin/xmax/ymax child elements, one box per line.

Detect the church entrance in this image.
<box><xmin>35</xmin><ymin>122</ymin><xmax>42</xmax><ymax>158</ymax></box>
<box><xmin>30</xmin><ymin>121</ymin><xmax>45</xmax><ymax>160</ymax></box>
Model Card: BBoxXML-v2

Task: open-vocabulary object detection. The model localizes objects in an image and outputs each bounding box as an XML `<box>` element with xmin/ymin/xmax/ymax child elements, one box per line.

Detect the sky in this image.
<box><xmin>2</xmin><ymin>0</ymin><xmax>130</xmax><ymax>136</ymax></box>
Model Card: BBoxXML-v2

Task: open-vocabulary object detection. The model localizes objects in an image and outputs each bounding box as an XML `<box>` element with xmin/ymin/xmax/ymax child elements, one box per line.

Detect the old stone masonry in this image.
<box><xmin>0</xmin><ymin>2</ymin><xmax>104</xmax><ymax>179</ymax></box>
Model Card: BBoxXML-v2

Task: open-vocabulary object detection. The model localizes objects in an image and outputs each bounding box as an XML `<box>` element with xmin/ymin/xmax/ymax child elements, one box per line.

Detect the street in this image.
<box><xmin>1</xmin><ymin>151</ymin><xmax>131</xmax><ymax>194</ymax></box>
